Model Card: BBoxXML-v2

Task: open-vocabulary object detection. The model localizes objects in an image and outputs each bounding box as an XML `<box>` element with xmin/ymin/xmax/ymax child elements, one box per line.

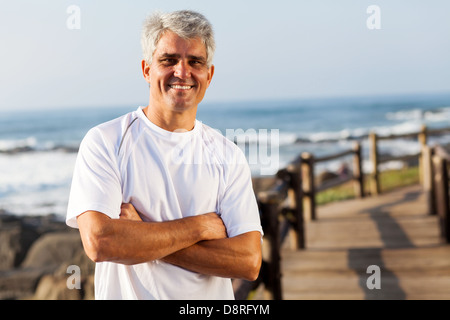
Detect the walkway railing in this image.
<box><xmin>368</xmin><ymin>125</ymin><xmax>450</xmax><ymax>195</ymax></box>
<box><xmin>300</xmin><ymin>142</ymin><xmax>364</xmax><ymax>221</ymax></box>
<box><xmin>235</xmin><ymin>124</ymin><xmax>450</xmax><ymax>300</ymax></box>
<box><xmin>423</xmin><ymin>144</ymin><xmax>450</xmax><ymax>243</ymax></box>
<box><xmin>234</xmin><ymin>162</ymin><xmax>303</xmax><ymax>300</ymax></box>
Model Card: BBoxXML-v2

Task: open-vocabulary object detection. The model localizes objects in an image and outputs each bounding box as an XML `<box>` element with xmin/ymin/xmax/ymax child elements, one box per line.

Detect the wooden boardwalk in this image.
<box><xmin>278</xmin><ymin>184</ymin><xmax>450</xmax><ymax>300</ymax></box>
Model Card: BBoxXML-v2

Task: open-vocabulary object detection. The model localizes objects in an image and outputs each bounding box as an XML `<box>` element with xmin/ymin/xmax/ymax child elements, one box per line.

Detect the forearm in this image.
<box><xmin>77</xmin><ymin>211</ymin><xmax>224</xmax><ymax>265</ymax></box>
<box><xmin>162</xmin><ymin>231</ymin><xmax>262</xmax><ymax>281</ymax></box>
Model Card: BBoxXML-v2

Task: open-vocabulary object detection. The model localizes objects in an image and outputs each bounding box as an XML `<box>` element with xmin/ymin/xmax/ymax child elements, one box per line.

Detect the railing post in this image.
<box><xmin>422</xmin><ymin>145</ymin><xmax>436</xmax><ymax>215</ymax></box>
<box><xmin>432</xmin><ymin>155</ymin><xmax>450</xmax><ymax>243</ymax></box>
<box><xmin>301</xmin><ymin>152</ymin><xmax>316</xmax><ymax>221</ymax></box>
<box><xmin>418</xmin><ymin>125</ymin><xmax>428</xmax><ymax>186</ymax></box>
<box><xmin>258</xmin><ymin>191</ymin><xmax>283</xmax><ymax>300</ymax></box>
<box><xmin>352</xmin><ymin>141</ymin><xmax>365</xmax><ymax>198</ymax></box>
<box><xmin>369</xmin><ymin>132</ymin><xmax>380</xmax><ymax>195</ymax></box>
<box><xmin>286</xmin><ymin>163</ymin><xmax>305</xmax><ymax>250</ymax></box>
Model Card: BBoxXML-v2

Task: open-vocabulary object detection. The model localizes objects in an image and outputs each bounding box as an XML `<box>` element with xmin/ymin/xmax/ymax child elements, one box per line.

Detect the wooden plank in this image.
<box><xmin>377</xmin><ymin>153</ymin><xmax>420</xmax><ymax>164</ymax></box>
<box><xmin>314</xmin><ymin>149</ymin><xmax>354</xmax><ymax>163</ymax></box>
<box><xmin>274</xmin><ymin>185</ymin><xmax>450</xmax><ymax>300</ymax></box>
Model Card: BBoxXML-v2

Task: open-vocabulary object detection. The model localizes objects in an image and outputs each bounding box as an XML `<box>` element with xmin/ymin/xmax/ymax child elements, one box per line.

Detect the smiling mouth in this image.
<box><xmin>169</xmin><ymin>84</ymin><xmax>194</xmax><ymax>90</ymax></box>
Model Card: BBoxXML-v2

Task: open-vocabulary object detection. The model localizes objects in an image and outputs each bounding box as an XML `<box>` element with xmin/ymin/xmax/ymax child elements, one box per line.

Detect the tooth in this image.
<box><xmin>171</xmin><ymin>85</ymin><xmax>191</xmax><ymax>90</ymax></box>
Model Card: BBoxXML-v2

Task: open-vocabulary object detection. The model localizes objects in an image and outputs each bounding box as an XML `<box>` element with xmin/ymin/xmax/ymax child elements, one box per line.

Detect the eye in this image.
<box><xmin>160</xmin><ymin>58</ymin><xmax>177</xmax><ymax>65</ymax></box>
<box><xmin>189</xmin><ymin>60</ymin><xmax>205</xmax><ymax>67</ymax></box>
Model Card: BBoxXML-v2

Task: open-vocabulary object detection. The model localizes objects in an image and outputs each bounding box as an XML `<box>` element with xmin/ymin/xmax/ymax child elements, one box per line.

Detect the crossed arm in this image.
<box><xmin>77</xmin><ymin>205</ymin><xmax>262</xmax><ymax>281</ymax></box>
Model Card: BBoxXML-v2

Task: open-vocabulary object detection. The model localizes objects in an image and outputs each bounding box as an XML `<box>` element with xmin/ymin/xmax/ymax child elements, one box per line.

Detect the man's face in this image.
<box><xmin>143</xmin><ymin>31</ymin><xmax>214</xmax><ymax>113</ymax></box>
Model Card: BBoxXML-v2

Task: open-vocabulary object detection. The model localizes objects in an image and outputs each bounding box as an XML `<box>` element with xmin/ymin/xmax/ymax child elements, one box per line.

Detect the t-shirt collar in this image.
<box><xmin>136</xmin><ymin>106</ymin><xmax>201</xmax><ymax>139</ymax></box>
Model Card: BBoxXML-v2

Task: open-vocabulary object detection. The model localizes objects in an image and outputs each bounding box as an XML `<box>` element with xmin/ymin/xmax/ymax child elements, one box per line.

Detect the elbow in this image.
<box><xmin>83</xmin><ymin>234</ymin><xmax>107</xmax><ymax>263</ymax></box>
<box><xmin>242</xmin><ymin>252</ymin><xmax>262</xmax><ymax>282</ymax></box>
<box><xmin>81</xmin><ymin>228</ymin><xmax>109</xmax><ymax>263</ymax></box>
<box><xmin>237</xmin><ymin>231</ymin><xmax>263</xmax><ymax>281</ymax></box>
<box><xmin>78</xmin><ymin>212</ymin><xmax>112</xmax><ymax>263</ymax></box>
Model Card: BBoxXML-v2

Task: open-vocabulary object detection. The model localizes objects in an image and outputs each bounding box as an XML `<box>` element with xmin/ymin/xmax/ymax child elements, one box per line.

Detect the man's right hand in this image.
<box><xmin>120</xmin><ymin>203</ymin><xmax>143</xmax><ymax>221</ymax></box>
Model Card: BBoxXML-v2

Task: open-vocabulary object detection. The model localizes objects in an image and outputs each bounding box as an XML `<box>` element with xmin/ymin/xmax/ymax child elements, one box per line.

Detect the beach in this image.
<box><xmin>1</xmin><ymin>94</ymin><xmax>450</xmax><ymax>299</ymax></box>
<box><xmin>1</xmin><ymin>94</ymin><xmax>450</xmax><ymax>219</ymax></box>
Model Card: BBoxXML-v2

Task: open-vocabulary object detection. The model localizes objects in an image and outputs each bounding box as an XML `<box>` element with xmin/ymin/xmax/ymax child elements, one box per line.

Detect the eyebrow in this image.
<box><xmin>159</xmin><ymin>53</ymin><xmax>206</xmax><ymax>63</ymax></box>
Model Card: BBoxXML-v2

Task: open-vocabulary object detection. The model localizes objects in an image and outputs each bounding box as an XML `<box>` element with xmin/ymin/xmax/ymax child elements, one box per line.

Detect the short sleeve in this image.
<box><xmin>219</xmin><ymin>149</ymin><xmax>263</xmax><ymax>238</ymax></box>
<box><xmin>66</xmin><ymin>127</ymin><xmax>122</xmax><ymax>228</ymax></box>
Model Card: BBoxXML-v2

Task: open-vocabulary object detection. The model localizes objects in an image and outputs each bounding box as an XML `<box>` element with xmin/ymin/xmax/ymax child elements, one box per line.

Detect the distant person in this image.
<box><xmin>66</xmin><ymin>10</ymin><xmax>263</xmax><ymax>300</ymax></box>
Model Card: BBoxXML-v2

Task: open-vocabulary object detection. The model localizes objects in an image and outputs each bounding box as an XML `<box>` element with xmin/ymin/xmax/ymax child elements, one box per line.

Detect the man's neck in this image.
<box><xmin>143</xmin><ymin>105</ymin><xmax>196</xmax><ymax>132</ymax></box>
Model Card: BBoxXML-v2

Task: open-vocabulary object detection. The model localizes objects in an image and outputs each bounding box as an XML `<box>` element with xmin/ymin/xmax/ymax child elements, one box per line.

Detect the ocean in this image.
<box><xmin>1</xmin><ymin>93</ymin><xmax>450</xmax><ymax>218</ymax></box>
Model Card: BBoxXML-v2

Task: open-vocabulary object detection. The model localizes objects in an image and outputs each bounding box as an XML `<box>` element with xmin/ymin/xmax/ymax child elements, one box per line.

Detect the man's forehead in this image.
<box><xmin>154</xmin><ymin>31</ymin><xmax>207</xmax><ymax>57</ymax></box>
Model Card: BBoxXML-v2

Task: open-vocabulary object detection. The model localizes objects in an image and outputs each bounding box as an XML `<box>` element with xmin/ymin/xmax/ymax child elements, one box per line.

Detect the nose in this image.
<box><xmin>173</xmin><ymin>60</ymin><xmax>191</xmax><ymax>79</ymax></box>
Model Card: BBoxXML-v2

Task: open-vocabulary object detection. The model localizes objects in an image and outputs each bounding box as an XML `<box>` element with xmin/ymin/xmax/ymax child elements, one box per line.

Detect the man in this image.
<box><xmin>66</xmin><ymin>10</ymin><xmax>263</xmax><ymax>300</ymax></box>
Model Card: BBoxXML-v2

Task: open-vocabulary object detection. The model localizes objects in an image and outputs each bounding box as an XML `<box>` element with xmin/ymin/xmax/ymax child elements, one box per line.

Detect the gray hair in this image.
<box><xmin>141</xmin><ymin>10</ymin><xmax>216</xmax><ymax>68</ymax></box>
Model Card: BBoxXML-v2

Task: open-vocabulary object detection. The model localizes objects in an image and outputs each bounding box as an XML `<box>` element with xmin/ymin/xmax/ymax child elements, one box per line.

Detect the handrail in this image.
<box><xmin>314</xmin><ymin>149</ymin><xmax>355</xmax><ymax>163</ymax></box>
<box><xmin>376</xmin><ymin>132</ymin><xmax>420</xmax><ymax>141</ymax></box>
<box><xmin>235</xmin><ymin>160</ymin><xmax>304</xmax><ymax>300</ymax></box>
<box><xmin>369</xmin><ymin>125</ymin><xmax>450</xmax><ymax>195</ymax></box>
<box><xmin>238</xmin><ymin>125</ymin><xmax>450</xmax><ymax>300</ymax></box>
<box><xmin>428</xmin><ymin>127</ymin><xmax>450</xmax><ymax>136</ymax></box>
<box><xmin>425</xmin><ymin>143</ymin><xmax>450</xmax><ymax>243</ymax></box>
<box><xmin>300</xmin><ymin>142</ymin><xmax>364</xmax><ymax>220</ymax></box>
<box><xmin>435</xmin><ymin>145</ymin><xmax>450</xmax><ymax>161</ymax></box>
<box><xmin>378</xmin><ymin>152</ymin><xmax>421</xmax><ymax>165</ymax></box>
<box><xmin>369</xmin><ymin>125</ymin><xmax>427</xmax><ymax>195</ymax></box>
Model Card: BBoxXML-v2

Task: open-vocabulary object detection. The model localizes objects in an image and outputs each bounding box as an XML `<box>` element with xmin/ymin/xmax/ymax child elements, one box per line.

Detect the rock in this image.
<box><xmin>31</xmin><ymin>268</ymin><xmax>95</xmax><ymax>300</ymax></box>
<box><xmin>21</xmin><ymin>231</ymin><xmax>95</xmax><ymax>300</ymax></box>
<box><xmin>54</xmin><ymin>249</ymin><xmax>95</xmax><ymax>278</ymax></box>
<box><xmin>21</xmin><ymin>231</ymin><xmax>83</xmax><ymax>269</ymax></box>
<box><xmin>0</xmin><ymin>212</ymin><xmax>70</xmax><ymax>271</ymax></box>
<box><xmin>0</xmin><ymin>267</ymin><xmax>53</xmax><ymax>300</ymax></box>
<box><xmin>17</xmin><ymin>214</ymin><xmax>69</xmax><ymax>235</ymax></box>
<box><xmin>0</xmin><ymin>216</ymin><xmax>41</xmax><ymax>270</ymax></box>
<box><xmin>0</xmin><ymin>213</ymin><xmax>96</xmax><ymax>300</ymax></box>
<box><xmin>32</xmin><ymin>274</ymin><xmax>83</xmax><ymax>300</ymax></box>
<box><xmin>32</xmin><ymin>274</ymin><xmax>82</xmax><ymax>300</ymax></box>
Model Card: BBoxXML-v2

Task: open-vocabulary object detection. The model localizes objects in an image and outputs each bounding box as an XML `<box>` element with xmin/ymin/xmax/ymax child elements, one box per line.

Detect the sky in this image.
<box><xmin>0</xmin><ymin>0</ymin><xmax>450</xmax><ymax>111</ymax></box>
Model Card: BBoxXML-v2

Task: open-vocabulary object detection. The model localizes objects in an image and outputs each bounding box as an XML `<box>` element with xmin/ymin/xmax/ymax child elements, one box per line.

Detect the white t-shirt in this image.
<box><xmin>66</xmin><ymin>106</ymin><xmax>263</xmax><ymax>300</ymax></box>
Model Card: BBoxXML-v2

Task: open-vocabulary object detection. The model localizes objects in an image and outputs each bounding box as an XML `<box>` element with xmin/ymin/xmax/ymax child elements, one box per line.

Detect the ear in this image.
<box><xmin>206</xmin><ymin>64</ymin><xmax>215</xmax><ymax>88</ymax></box>
<box><xmin>141</xmin><ymin>60</ymin><xmax>151</xmax><ymax>84</ymax></box>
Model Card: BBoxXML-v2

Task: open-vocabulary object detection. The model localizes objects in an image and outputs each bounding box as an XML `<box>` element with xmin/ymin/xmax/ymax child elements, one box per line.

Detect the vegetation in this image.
<box><xmin>315</xmin><ymin>166</ymin><xmax>420</xmax><ymax>206</ymax></box>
